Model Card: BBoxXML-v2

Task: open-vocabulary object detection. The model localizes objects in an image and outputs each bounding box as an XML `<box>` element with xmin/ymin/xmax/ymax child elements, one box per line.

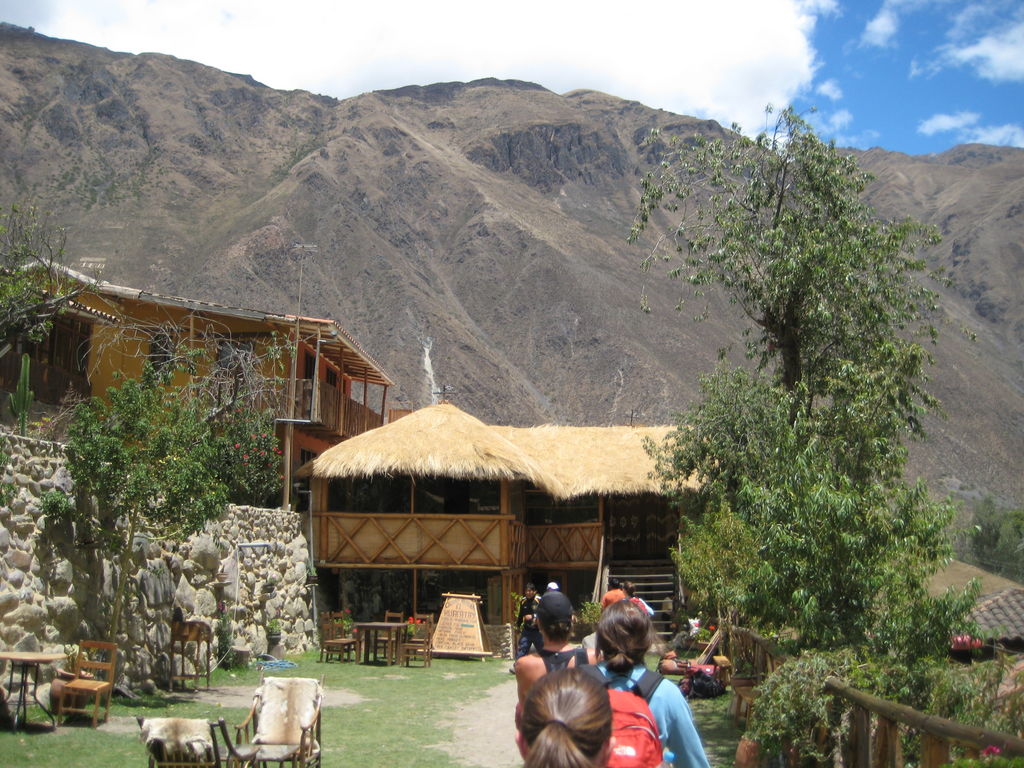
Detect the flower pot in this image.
<box><xmin>735</xmin><ymin>737</ymin><xmax>761</xmax><ymax>768</ymax></box>
<box><xmin>266</xmin><ymin>630</ymin><xmax>281</xmax><ymax>648</ymax></box>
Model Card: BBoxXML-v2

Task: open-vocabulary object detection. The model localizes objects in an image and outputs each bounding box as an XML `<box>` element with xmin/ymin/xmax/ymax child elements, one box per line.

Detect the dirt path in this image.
<box><xmin>430</xmin><ymin>675</ymin><xmax>519</xmax><ymax>768</ymax></box>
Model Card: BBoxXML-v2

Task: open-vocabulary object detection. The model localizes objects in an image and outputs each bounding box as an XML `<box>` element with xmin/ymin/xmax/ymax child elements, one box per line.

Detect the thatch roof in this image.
<box><xmin>496</xmin><ymin>424</ymin><xmax>694</xmax><ymax>499</ymax></box>
<box><xmin>310</xmin><ymin>403</ymin><xmax>560</xmax><ymax>490</ymax></box>
<box><xmin>309</xmin><ymin>403</ymin><xmax>692</xmax><ymax>500</ymax></box>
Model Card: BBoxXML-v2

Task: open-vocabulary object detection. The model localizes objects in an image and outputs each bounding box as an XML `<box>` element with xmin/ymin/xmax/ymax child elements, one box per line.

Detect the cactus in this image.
<box><xmin>9</xmin><ymin>353</ymin><xmax>33</xmax><ymax>436</ymax></box>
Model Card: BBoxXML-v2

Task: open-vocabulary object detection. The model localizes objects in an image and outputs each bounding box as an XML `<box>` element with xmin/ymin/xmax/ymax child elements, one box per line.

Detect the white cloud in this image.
<box><xmin>18</xmin><ymin>0</ymin><xmax>835</xmax><ymax>138</ymax></box>
<box><xmin>917</xmin><ymin>111</ymin><xmax>1024</xmax><ymax>147</ymax></box>
<box><xmin>966</xmin><ymin>123</ymin><xmax>1024</xmax><ymax>146</ymax></box>
<box><xmin>918</xmin><ymin>111</ymin><xmax>981</xmax><ymax>135</ymax></box>
<box><xmin>816</xmin><ymin>78</ymin><xmax>843</xmax><ymax>100</ymax></box>
<box><xmin>945</xmin><ymin>20</ymin><xmax>1024</xmax><ymax>81</ymax></box>
<box><xmin>862</xmin><ymin>7</ymin><xmax>900</xmax><ymax>47</ymax></box>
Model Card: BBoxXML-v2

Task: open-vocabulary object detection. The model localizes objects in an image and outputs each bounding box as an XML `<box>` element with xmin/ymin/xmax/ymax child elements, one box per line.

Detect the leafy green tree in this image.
<box><xmin>0</xmin><ymin>204</ymin><xmax>83</xmax><ymax>358</ymax></box>
<box><xmin>63</xmin><ymin>364</ymin><xmax>228</xmax><ymax>640</ymax></box>
<box><xmin>214</xmin><ymin>409</ymin><xmax>283</xmax><ymax>507</ymax></box>
<box><xmin>970</xmin><ymin>497</ymin><xmax>1024</xmax><ymax>581</ymax></box>
<box><xmin>636</xmin><ymin>108</ymin><xmax>971</xmax><ymax>653</ymax></box>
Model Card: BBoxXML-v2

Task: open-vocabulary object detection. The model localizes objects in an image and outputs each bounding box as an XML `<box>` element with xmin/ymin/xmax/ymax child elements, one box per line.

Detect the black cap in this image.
<box><xmin>536</xmin><ymin>591</ymin><xmax>574</xmax><ymax>625</ymax></box>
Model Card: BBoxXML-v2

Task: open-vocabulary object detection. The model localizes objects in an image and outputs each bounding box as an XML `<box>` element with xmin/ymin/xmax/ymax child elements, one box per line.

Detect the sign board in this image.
<box><xmin>431</xmin><ymin>593</ymin><xmax>492</xmax><ymax>658</ymax></box>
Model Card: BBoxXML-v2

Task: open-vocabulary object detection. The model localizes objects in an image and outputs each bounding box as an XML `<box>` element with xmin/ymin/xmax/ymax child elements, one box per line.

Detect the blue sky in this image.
<box><xmin>2</xmin><ymin>0</ymin><xmax>1022</xmax><ymax>155</ymax></box>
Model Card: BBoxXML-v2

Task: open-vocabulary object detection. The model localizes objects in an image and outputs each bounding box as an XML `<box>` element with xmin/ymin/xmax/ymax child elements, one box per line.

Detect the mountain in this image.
<box><xmin>1</xmin><ymin>24</ymin><xmax>1022</xmax><ymax>505</ymax></box>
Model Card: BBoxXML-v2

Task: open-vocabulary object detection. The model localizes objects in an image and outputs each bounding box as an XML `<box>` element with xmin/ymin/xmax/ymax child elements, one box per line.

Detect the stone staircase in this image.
<box><xmin>608</xmin><ymin>562</ymin><xmax>677</xmax><ymax>641</ymax></box>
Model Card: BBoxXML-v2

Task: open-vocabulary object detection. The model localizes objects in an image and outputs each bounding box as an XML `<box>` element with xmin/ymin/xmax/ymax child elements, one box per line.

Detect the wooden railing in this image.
<box><xmin>267</xmin><ymin>379</ymin><xmax>382</xmax><ymax>437</ymax></box>
<box><xmin>0</xmin><ymin>353</ymin><xmax>90</xmax><ymax>403</ymax></box>
<box><xmin>525</xmin><ymin>522</ymin><xmax>602</xmax><ymax>567</ymax></box>
<box><xmin>728</xmin><ymin>627</ymin><xmax>1024</xmax><ymax>764</ymax></box>
<box><xmin>824</xmin><ymin>677</ymin><xmax>1024</xmax><ymax>765</ymax></box>
<box><xmin>729</xmin><ymin>626</ymin><xmax>785</xmax><ymax>682</ymax></box>
<box><xmin>315</xmin><ymin>512</ymin><xmax>516</xmax><ymax>569</ymax></box>
<box><xmin>342</xmin><ymin>397</ymin><xmax>383</xmax><ymax>437</ymax></box>
<box><xmin>509</xmin><ymin>521</ymin><xmax>527</xmax><ymax>569</ymax></box>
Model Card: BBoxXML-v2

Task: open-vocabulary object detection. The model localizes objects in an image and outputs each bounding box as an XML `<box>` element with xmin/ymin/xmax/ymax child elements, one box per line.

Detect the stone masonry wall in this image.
<box><xmin>0</xmin><ymin>432</ymin><xmax>313</xmax><ymax>692</ymax></box>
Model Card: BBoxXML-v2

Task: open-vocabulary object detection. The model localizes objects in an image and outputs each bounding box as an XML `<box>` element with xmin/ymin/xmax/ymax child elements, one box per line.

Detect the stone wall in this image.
<box><xmin>0</xmin><ymin>432</ymin><xmax>314</xmax><ymax>691</ymax></box>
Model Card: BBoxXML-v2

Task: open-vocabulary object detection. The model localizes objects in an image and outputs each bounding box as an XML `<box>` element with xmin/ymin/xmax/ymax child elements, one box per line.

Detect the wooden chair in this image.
<box><xmin>138</xmin><ymin>716</ymin><xmax>223</xmax><ymax>767</ymax></box>
<box><xmin>216</xmin><ymin>675</ymin><xmax>323</xmax><ymax>768</ymax></box>
<box><xmin>398</xmin><ymin>616</ymin><xmax>434</xmax><ymax>667</ymax></box>
<box><xmin>374</xmin><ymin>611</ymin><xmax>404</xmax><ymax>663</ymax></box>
<box><xmin>318</xmin><ymin>611</ymin><xmax>356</xmax><ymax>663</ymax></box>
<box><xmin>58</xmin><ymin>639</ymin><xmax>117</xmax><ymax>727</ymax></box>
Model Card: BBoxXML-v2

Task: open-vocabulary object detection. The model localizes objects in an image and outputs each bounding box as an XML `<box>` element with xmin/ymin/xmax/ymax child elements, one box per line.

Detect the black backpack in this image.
<box><xmin>686</xmin><ymin>670</ymin><xmax>726</xmax><ymax>699</ymax></box>
<box><xmin>541</xmin><ymin>647</ymin><xmax>590</xmax><ymax>672</ymax></box>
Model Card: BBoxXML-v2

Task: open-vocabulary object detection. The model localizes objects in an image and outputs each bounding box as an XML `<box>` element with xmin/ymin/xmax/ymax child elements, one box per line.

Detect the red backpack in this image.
<box><xmin>582</xmin><ymin>666</ymin><xmax>665</xmax><ymax>768</ymax></box>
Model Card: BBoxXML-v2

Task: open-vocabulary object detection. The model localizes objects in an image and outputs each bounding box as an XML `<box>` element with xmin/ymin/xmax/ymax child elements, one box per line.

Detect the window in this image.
<box><xmin>413</xmin><ymin>476</ymin><xmax>501</xmax><ymax>515</ymax></box>
<box><xmin>325</xmin><ymin>367</ymin><xmax>338</xmax><ymax>387</ymax></box>
<box><xmin>216</xmin><ymin>340</ymin><xmax>254</xmax><ymax>370</ymax></box>
<box><xmin>328</xmin><ymin>475</ymin><xmax>411</xmax><ymax>514</ymax></box>
<box><xmin>149</xmin><ymin>331</ymin><xmax>175</xmax><ymax>370</ymax></box>
<box><xmin>303</xmin><ymin>350</ymin><xmax>316</xmax><ymax>380</ymax></box>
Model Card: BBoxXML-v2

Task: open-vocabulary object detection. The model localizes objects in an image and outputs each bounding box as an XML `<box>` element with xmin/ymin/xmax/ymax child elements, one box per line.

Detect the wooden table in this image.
<box><xmin>0</xmin><ymin>650</ymin><xmax>65</xmax><ymax>731</ymax></box>
<box><xmin>353</xmin><ymin>622</ymin><xmax>405</xmax><ymax>665</ymax></box>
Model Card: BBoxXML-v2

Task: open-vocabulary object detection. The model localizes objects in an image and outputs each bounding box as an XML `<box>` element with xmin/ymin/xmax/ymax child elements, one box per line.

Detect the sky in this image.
<box><xmin>2</xmin><ymin>0</ymin><xmax>1022</xmax><ymax>155</ymax></box>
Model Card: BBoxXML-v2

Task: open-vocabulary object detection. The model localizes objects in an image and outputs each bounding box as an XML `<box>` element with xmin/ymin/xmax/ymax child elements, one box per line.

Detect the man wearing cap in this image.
<box><xmin>545</xmin><ymin>581</ymin><xmax>559</xmax><ymax>592</ymax></box>
<box><xmin>515</xmin><ymin>583</ymin><xmax>542</xmax><ymax>659</ymax></box>
<box><xmin>514</xmin><ymin>591</ymin><xmax>597</xmax><ymax>703</ymax></box>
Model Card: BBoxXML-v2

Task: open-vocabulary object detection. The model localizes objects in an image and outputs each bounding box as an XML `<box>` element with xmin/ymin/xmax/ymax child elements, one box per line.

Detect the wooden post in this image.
<box><xmin>873</xmin><ymin>717</ymin><xmax>903</xmax><ymax>768</ymax></box>
<box><xmin>283</xmin><ymin>323</ymin><xmax>299</xmax><ymax>510</ymax></box>
<box><xmin>362</xmin><ymin>373</ymin><xmax>369</xmax><ymax>432</ymax></box>
<box><xmin>412</xmin><ymin>570</ymin><xmax>418</xmax><ymax>616</ymax></box>
<box><xmin>921</xmin><ymin>735</ymin><xmax>949</xmax><ymax>768</ymax></box>
<box><xmin>848</xmin><ymin>706</ymin><xmax>871</xmax><ymax>768</ymax></box>
<box><xmin>380</xmin><ymin>384</ymin><xmax>388</xmax><ymax>424</ymax></box>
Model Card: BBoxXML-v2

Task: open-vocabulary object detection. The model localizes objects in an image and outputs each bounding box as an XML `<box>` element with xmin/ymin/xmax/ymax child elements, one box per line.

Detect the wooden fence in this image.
<box><xmin>825</xmin><ymin>677</ymin><xmax>1024</xmax><ymax>765</ymax></box>
<box><xmin>728</xmin><ymin>627</ymin><xmax>1024</xmax><ymax>765</ymax></box>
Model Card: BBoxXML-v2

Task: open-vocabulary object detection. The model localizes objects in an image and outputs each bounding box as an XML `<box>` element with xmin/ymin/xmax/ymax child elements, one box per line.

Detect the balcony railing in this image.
<box><xmin>525</xmin><ymin>522</ymin><xmax>603</xmax><ymax>567</ymax></box>
<box><xmin>270</xmin><ymin>379</ymin><xmax>383</xmax><ymax>438</ymax></box>
<box><xmin>315</xmin><ymin>512</ymin><xmax>517</xmax><ymax>569</ymax></box>
<box><xmin>342</xmin><ymin>397</ymin><xmax>383</xmax><ymax>437</ymax></box>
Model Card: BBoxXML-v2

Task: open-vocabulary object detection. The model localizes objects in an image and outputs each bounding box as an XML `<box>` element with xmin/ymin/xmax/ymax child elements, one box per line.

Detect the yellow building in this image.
<box><xmin>0</xmin><ymin>269</ymin><xmax>394</xmax><ymax>505</ymax></box>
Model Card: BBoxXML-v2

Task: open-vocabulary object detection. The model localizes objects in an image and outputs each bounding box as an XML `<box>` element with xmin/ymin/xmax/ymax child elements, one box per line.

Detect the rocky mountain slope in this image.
<box><xmin>1</xmin><ymin>24</ymin><xmax>1021</xmax><ymax>504</ymax></box>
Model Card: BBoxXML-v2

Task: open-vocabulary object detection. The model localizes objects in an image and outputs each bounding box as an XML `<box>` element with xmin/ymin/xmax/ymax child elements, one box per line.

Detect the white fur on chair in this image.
<box><xmin>140</xmin><ymin>717</ymin><xmax>214</xmax><ymax>760</ymax></box>
<box><xmin>253</xmin><ymin>677</ymin><xmax>322</xmax><ymax>749</ymax></box>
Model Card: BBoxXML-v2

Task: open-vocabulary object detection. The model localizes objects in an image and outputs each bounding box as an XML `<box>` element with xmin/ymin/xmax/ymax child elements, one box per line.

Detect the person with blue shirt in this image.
<box><xmin>592</xmin><ymin>599</ymin><xmax>710</xmax><ymax>768</ymax></box>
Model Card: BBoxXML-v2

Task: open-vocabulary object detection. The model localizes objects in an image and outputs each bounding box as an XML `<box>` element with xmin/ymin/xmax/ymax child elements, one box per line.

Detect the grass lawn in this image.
<box><xmin>0</xmin><ymin>652</ymin><xmax>741</xmax><ymax>767</ymax></box>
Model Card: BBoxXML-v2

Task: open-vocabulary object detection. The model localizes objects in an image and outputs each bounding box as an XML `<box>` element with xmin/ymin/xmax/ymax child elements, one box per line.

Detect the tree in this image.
<box><xmin>62</xmin><ymin>364</ymin><xmax>228</xmax><ymax>640</ymax></box>
<box><xmin>635</xmin><ymin>108</ymin><xmax>972</xmax><ymax>653</ymax></box>
<box><xmin>0</xmin><ymin>204</ymin><xmax>84</xmax><ymax>358</ymax></box>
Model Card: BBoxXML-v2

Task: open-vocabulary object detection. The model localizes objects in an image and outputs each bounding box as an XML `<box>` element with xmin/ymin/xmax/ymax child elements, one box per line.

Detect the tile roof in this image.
<box><xmin>970</xmin><ymin>587</ymin><xmax>1024</xmax><ymax>643</ymax></box>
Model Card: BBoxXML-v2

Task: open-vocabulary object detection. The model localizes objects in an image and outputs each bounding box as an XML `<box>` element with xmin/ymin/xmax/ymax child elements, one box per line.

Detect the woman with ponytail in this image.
<box><xmin>594</xmin><ymin>600</ymin><xmax>710</xmax><ymax>768</ymax></box>
<box><xmin>516</xmin><ymin>667</ymin><xmax>612</xmax><ymax>768</ymax></box>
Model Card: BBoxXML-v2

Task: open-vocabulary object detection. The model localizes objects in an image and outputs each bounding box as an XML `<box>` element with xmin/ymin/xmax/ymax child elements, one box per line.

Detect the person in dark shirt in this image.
<box><xmin>515</xmin><ymin>583</ymin><xmax>542</xmax><ymax>659</ymax></box>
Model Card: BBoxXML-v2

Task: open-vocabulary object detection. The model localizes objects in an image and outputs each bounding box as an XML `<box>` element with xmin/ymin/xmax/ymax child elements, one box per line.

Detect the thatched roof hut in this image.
<box><xmin>495</xmin><ymin>424</ymin><xmax>695</xmax><ymax>499</ymax></box>
<box><xmin>310</xmin><ymin>403</ymin><xmax>560</xmax><ymax>491</ymax></box>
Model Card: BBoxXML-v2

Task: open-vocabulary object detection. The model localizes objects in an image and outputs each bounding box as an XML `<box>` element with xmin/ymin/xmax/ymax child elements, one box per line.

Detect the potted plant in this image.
<box><xmin>305</xmin><ymin>561</ymin><xmax>318</xmax><ymax>586</ymax></box>
<box><xmin>266</xmin><ymin>617</ymin><xmax>282</xmax><ymax>648</ymax></box>
<box><xmin>261</xmin><ymin>577</ymin><xmax>278</xmax><ymax>596</ymax></box>
<box><xmin>574</xmin><ymin>601</ymin><xmax>602</xmax><ymax>640</ymax></box>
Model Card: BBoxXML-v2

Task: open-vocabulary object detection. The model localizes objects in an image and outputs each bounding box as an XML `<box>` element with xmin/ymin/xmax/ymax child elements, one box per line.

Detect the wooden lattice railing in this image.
<box><xmin>525</xmin><ymin>522</ymin><xmax>602</xmax><ymax>567</ymax></box>
<box><xmin>315</xmin><ymin>512</ymin><xmax>514</xmax><ymax>568</ymax></box>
